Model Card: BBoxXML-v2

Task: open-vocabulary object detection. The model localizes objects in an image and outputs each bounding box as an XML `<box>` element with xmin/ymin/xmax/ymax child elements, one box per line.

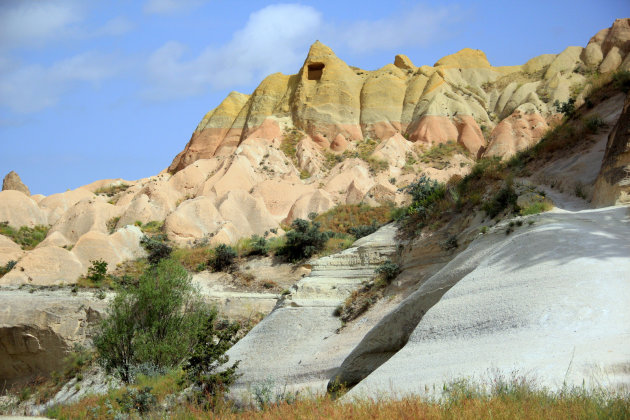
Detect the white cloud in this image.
<box><xmin>0</xmin><ymin>52</ymin><xmax>123</xmax><ymax>113</ymax></box>
<box><xmin>331</xmin><ymin>4</ymin><xmax>457</xmax><ymax>53</ymax></box>
<box><xmin>145</xmin><ymin>4</ymin><xmax>322</xmax><ymax>99</ymax></box>
<box><xmin>93</xmin><ymin>16</ymin><xmax>134</xmax><ymax>37</ymax></box>
<box><xmin>143</xmin><ymin>3</ymin><xmax>458</xmax><ymax>100</ymax></box>
<box><xmin>143</xmin><ymin>0</ymin><xmax>205</xmax><ymax>15</ymax></box>
<box><xmin>0</xmin><ymin>0</ymin><xmax>83</xmax><ymax>49</ymax></box>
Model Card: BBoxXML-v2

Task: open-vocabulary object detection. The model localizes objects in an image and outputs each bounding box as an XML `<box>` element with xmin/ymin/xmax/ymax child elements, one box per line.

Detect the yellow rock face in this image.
<box><xmin>168</xmin><ymin>21</ymin><xmax>630</xmax><ymax>172</ymax></box>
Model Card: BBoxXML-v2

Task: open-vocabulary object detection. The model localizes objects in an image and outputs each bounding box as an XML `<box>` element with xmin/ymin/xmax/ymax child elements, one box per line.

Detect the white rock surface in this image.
<box><xmin>339</xmin><ymin>205</ymin><xmax>630</xmax><ymax>398</ymax></box>
<box><xmin>226</xmin><ymin>225</ymin><xmax>397</xmax><ymax>399</ymax></box>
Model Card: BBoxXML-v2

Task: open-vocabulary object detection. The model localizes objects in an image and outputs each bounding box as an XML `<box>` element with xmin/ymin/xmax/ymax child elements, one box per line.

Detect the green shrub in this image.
<box><xmin>400</xmin><ymin>175</ymin><xmax>446</xmax><ymax>219</ymax></box>
<box><xmin>0</xmin><ymin>260</ymin><xmax>17</xmax><ymax>277</ymax></box>
<box><xmin>93</xmin><ymin>259</ymin><xmax>207</xmax><ymax>382</ymax></box>
<box><xmin>278</xmin><ymin>218</ymin><xmax>331</xmax><ymax>262</ymax></box>
<box><xmin>209</xmin><ymin>244</ymin><xmax>237</xmax><ymax>272</ymax></box>
<box><xmin>483</xmin><ymin>182</ymin><xmax>518</xmax><ymax>219</ymax></box>
<box><xmin>520</xmin><ymin>201</ymin><xmax>553</xmax><ymax>215</ymax></box>
<box><xmin>554</xmin><ymin>98</ymin><xmax>576</xmax><ymax>118</ymax></box>
<box><xmin>375</xmin><ymin>260</ymin><xmax>400</xmax><ymax>283</ymax></box>
<box><xmin>183</xmin><ymin>309</ymin><xmax>240</xmax><ymax>406</ymax></box>
<box><xmin>246</xmin><ymin>235</ymin><xmax>269</xmax><ymax>256</ymax></box>
<box><xmin>613</xmin><ymin>70</ymin><xmax>630</xmax><ymax>93</ymax></box>
<box><xmin>116</xmin><ymin>386</ymin><xmax>157</xmax><ymax>414</ymax></box>
<box><xmin>87</xmin><ymin>259</ymin><xmax>108</xmax><ymax>285</ymax></box>
<box><xmin>0</xmin><ymin>222</ymin><xmax>50</xmax><ymax>250</ymax></box>
<box><xmin>583</xmin><ymin>115</ymin><xmax>605</xmax><ymax>133</ymax></box>
<box><xmin>140</xmin><ymin>235</ymin><xmax>172</xmax><ymax>265</ymax></box>
<box><xmin>348</xmin><ymin>221</ymin><xmax>379</xmax><ymax>239</ymax></box>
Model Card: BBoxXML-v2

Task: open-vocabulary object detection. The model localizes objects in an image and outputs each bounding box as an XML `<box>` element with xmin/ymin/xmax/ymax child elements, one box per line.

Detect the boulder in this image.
<box><xmin>2</xmin><ymin>171</ymin><xmax>30</xmax><ymax>196</ymax></box>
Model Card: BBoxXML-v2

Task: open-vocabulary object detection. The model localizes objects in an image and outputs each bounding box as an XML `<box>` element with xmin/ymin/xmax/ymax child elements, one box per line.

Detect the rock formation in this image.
<box><xmin>592</xmin><ymin>92</ymin><xmax>630</xmax><ymax>206</ymax></box>
<box><xmin>0</xmin><ymin>290</ymin><xmax>107</xmax><ymax>389</ymax></box>
<box><xmin>2</xmin><ymin>171</ymin><xmax>30</xmax><ymax>196</ymax></box>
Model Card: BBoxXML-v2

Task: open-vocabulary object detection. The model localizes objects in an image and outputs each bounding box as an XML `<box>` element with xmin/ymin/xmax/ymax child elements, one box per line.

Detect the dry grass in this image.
<box><xmin>314</xmin><ymin>204</ymin><xmax>394</xmax><ymax>235</ymax></box>
<box><xmin>171</xmin><ymin>246</ymin><xmax>211</xmax><ymax>272</ymax></box>
<box><xmin>419</xmin><ymin>141</ymin><xmax>469</xmax><ymax>170</ymax></box>
<box><xmin>47</xmin><ymin>384</ymin><xmax>630</xmax><ymax>420</ymax></box>
<box><xmin>94</xmin><ymin>183</ymin><xmax>130</xmax><ymax>197</ymax></box>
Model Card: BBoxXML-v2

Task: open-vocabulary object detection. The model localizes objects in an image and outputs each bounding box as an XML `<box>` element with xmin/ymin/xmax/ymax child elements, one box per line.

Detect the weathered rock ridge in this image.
<box><xmin>170</xmin><ymin>19</ymin><xmax>630</xmax><ymax>172</ymax></box>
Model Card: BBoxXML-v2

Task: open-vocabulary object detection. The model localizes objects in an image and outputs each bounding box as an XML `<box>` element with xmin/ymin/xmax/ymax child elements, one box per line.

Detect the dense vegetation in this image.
<box><xmin>0</xmin><ymin>221</ymin><xmax>49</xmax><ymax>250</ymax></box>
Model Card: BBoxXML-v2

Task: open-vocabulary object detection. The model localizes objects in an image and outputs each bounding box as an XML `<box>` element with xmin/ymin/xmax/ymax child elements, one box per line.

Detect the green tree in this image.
<box><xmin>183</xmin><ymin>310</ymin><xmax>241</xmax><ymax>406</ymax></box>
<box><xmin>93</xmin><ymin>259</ymin><xmax>206</xmax><ymax>382</ymax></box>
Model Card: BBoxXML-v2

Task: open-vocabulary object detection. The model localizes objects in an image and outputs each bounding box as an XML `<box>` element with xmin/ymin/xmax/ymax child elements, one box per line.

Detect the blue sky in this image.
<box><xmin>0</xmin><ymin>1</ymin><xmax>628</xmax><ymax>195</ymax></box>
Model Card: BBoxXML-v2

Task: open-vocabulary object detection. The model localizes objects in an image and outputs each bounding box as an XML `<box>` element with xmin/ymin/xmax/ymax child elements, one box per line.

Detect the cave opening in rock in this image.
<box><xmin>307</xmin><ymin>63</ymin><xmax>325</xmax><ymax>80</ymax></box>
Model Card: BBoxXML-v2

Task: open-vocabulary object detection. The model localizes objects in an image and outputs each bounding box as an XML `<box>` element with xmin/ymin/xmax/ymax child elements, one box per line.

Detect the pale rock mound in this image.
<box><xmin>38</xmin><ymin>188</ymin><xmax>95</xmax><ymax>225</ymax></box>
<box><xmin>0</xmin><ymin>246</ymin><xmax>84</xmax><ymax>286</ymax></box>
<box><xmin>2</xmin><ymin>171</ymin><xmax>30</xmax><ymax>196</ymax></box>
<box><xmin>71</xmin><ymin>226</ymin><xmax>145</xmax><ymax>271</ymax></box>
<box><xmin>283</xmin><ymin>189</ymin><xmax>335</xmax><ymax>223</ymax></box>
<box><xmin>0</xmin><ymin>235</ymin><xmax>24</xmax><ymax>266</ymax></box>
<box><xmin>482</xmin><ymin>109</ymin><xmax>549</xmax><ymax>158</ymax></box>
<box><xmin>49</xmin><ymin>199</ymin><xmax>122</xmax><ymax>243</ymax></box>
<box><xmin>0</xmin><ymin>190</ymin><xmax>47</xmax><ymax>228</ymax></box>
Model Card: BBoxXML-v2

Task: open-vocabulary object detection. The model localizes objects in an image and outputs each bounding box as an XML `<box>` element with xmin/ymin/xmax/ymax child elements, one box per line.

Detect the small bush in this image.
<box><xmin>0</xmin><ymin>259</ymin><xmax>17</xmax><ymax>277</ymax></box>
<box><xmin>140</xmin><ymin>235</ymin><xmax>172</xmax><ymax>265</ymax></box>
<box><xmin>613</xmin><ymin>70</ymin><xmax>630</xmax><ymax>93</ymax></box>
<box><xmin>441</xmin><ymin>235</ymin><xmax>459</xmax><ymax>251</ymax></box>
<box><xmin>116</xmin><ymin>386</ymin><xmax>157</xmax><ymax>414</ymax></box>
<box><xmin>87</xmin><ymin>259</ymin><xmax>108</xmax><ymax>285</ymax></box>
<box><xmin>209</xmin><ymin>244</ymin><xmax>237</xmax><ymax>272</ymax></box>
<box><xmin>277</xmin><ymin>219</ymin><xmax>331</xmax><ymax>262</ymax></box>
<box><xmin>246</xmin><ymin>235</ymin><xmax>269</xmax><ymax>256</ymax></box>
<box><xmin>106</xmin><ymin>217</ymin><xmax>120</xmax><ymax>234</ymax></box>
<box><xmin>94</xmin><ymin>183</ymin><xmax>130</xmax><ymax>197</ymax></box>
<box><xmin>348</xmin><ymin>221</ymin><xmax>379</xmax><ymax>239</ymax></box>
<box><xmin>483</xmin><ymin>182</ymin><xmax>518</xmax><ymax>219</ymax></box>
<box><xmin>554</xmin><ymin>98</ymin><xmax>576</xmax><ymax>118</ymax></box>
<box><xmin>375</xmin><ymin>260</ymin><xmax>400</xmax><ymax>283</ymax></box>
<box><xmin>400</xmin><ymin>175</ymin><xmax>446</xmax><ymax>220</ymax></box>
<box><xmin>583</xmin><ymin>115</ymin><xmax>605</xmax><ymax>133</ymax></box>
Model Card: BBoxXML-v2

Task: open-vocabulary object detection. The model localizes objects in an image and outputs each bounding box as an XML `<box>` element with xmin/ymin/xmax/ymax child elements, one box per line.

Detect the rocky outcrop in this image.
<box><xmin>335</xmin><ymin>205</ymin><xmax>630</xmax><ymax>397</ymax></box>
<box><xmin>2</xmin><ymin>171</ymin><xmax>30</xmax><ymax>196</ymax></box>
<box><xmin>168</xmin><ymin>22</ymin><xmax>630</xmax><ymax>172</ymax></box>
<box><xmin>0</xmin><ymin>290</ymin><xmax>107</xmax><ymax>388</ymax></box>
<box><xmin>593</xmin><ymin>92</ymin><xmax>630</xmax><ymax>206</ymax></box>
<box><xmin>226</xmin><ymin>225</ymin><xmax>397</xmax><ymax>398</ymax></box>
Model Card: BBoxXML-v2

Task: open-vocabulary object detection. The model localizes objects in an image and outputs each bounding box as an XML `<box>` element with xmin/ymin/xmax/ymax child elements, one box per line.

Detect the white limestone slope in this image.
<box><xmin>340</xmin><ymin>204</ymin><xmax>630</xmax><ymax>399</ymax></box>
<box><xmin>225</xmin><ymin>225</ymin><xmax>397</xmax><ymax>398</ymax></box>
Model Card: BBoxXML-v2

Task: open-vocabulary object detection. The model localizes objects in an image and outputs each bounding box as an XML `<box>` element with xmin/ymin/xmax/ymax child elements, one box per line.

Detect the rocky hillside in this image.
<box><xmin>1</xmin><ymin>18</ymin><xmax>630</xmax><ymax>410</ymax></box>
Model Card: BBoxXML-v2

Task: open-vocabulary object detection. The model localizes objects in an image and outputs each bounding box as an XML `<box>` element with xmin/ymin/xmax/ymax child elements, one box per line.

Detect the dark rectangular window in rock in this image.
<box><xmin>307</xmin><ymin>63</ymin><xmax>325</xmax><ymax>81</ymax></box>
